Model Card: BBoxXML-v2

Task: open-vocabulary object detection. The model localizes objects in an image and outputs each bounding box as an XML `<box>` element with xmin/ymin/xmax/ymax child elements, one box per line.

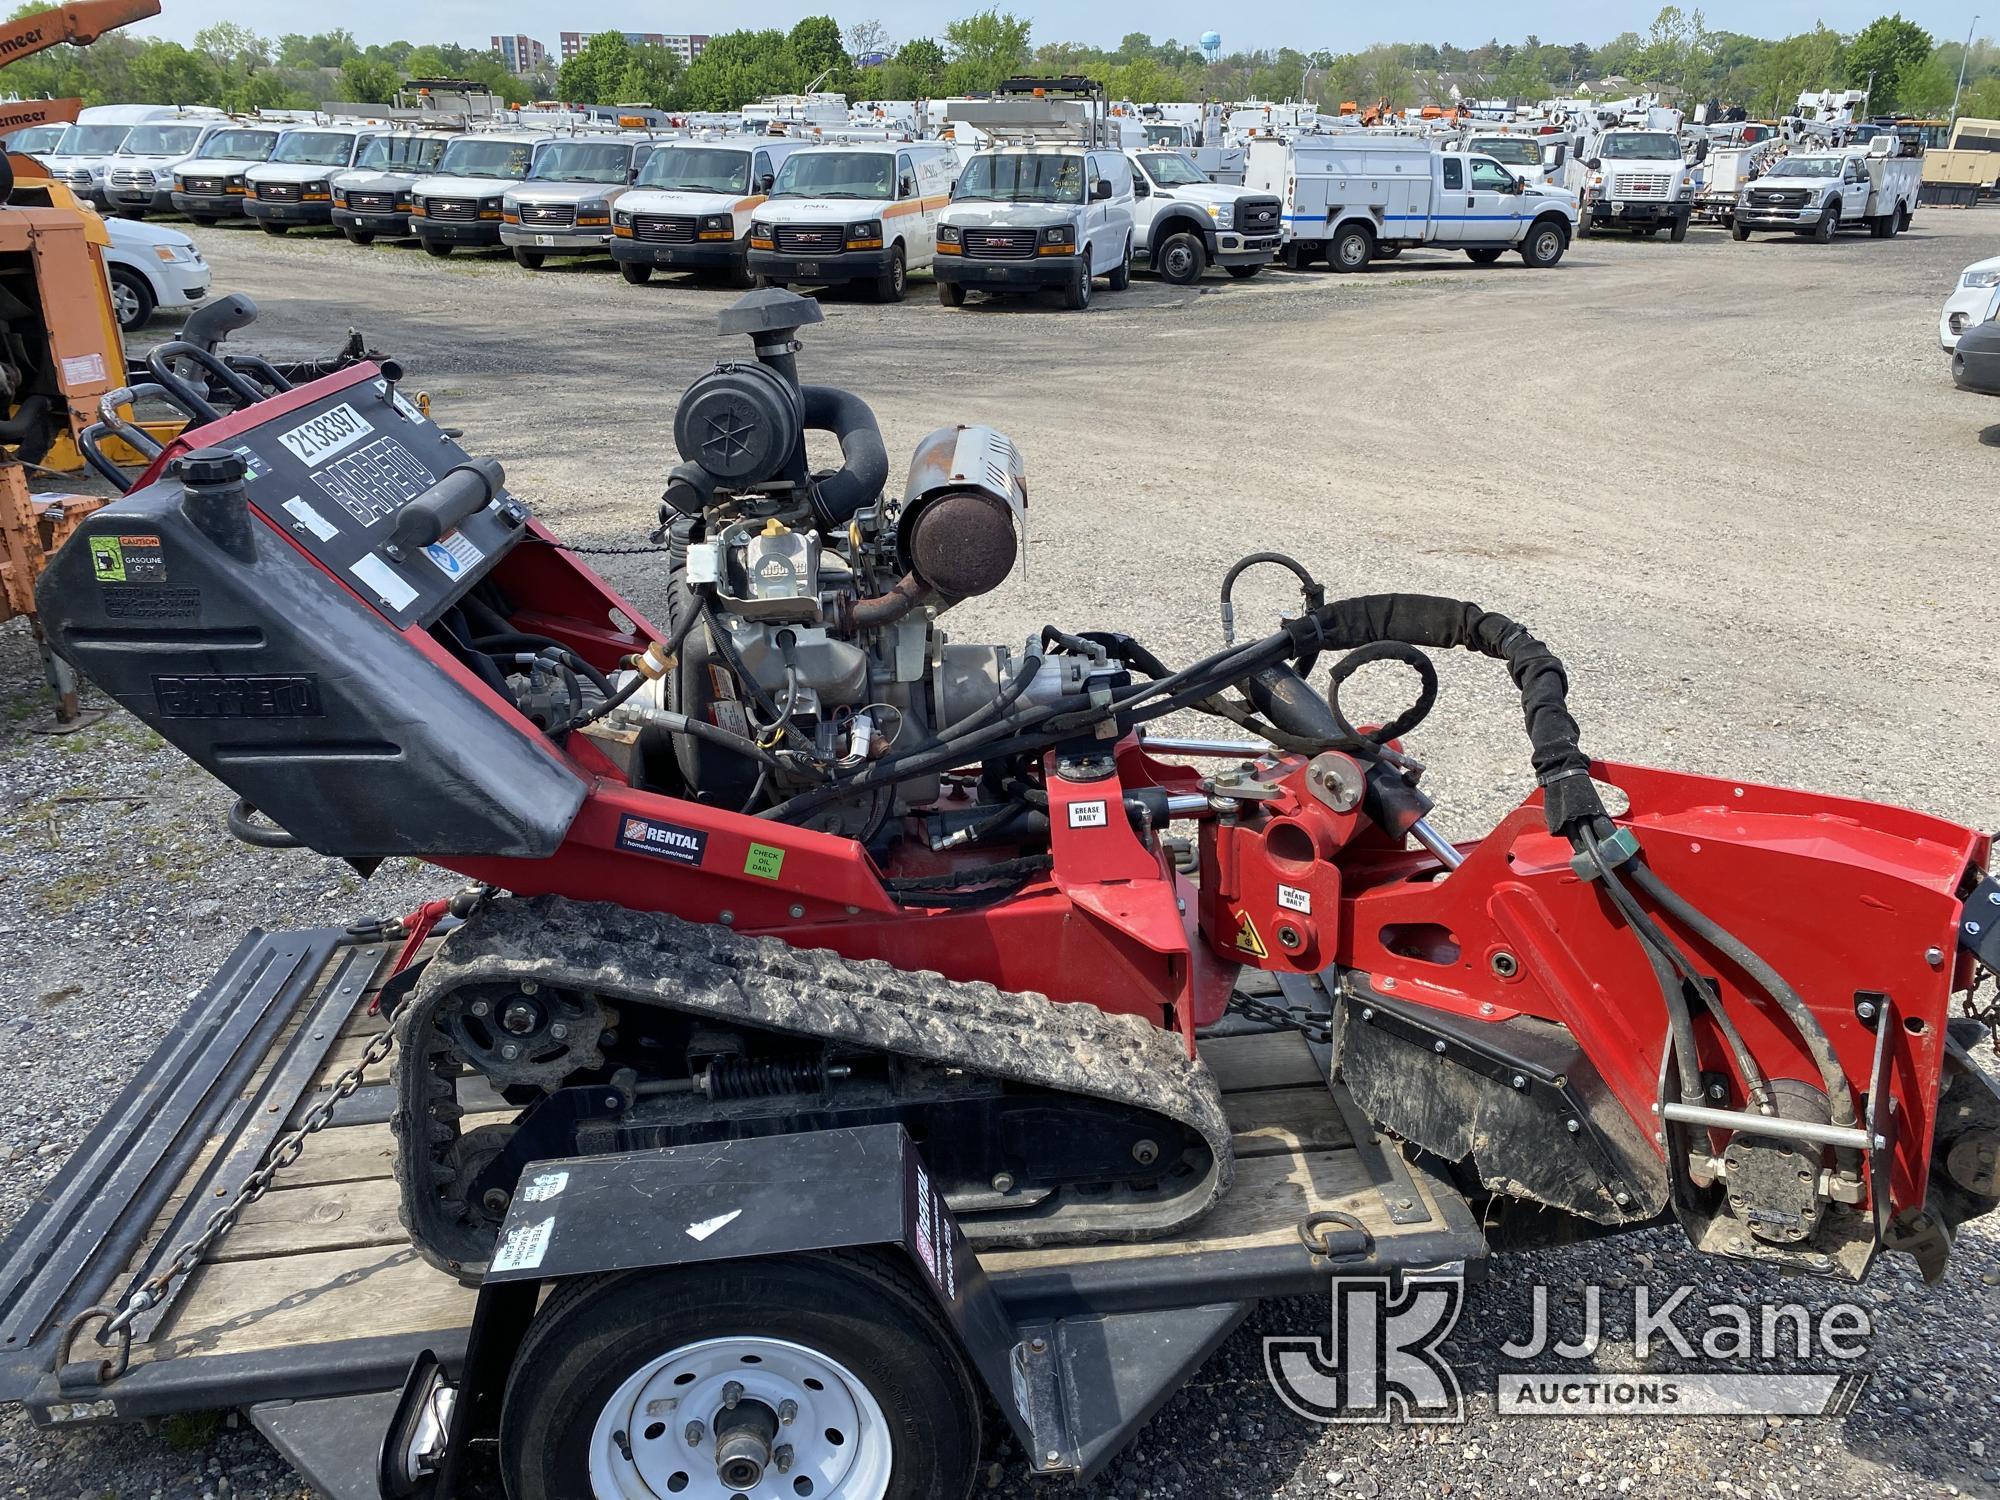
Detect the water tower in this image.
<box><xmin>1200</xmin><ymin>30</ymin><xmax>1221</xmax><ymax>62</ymax></box>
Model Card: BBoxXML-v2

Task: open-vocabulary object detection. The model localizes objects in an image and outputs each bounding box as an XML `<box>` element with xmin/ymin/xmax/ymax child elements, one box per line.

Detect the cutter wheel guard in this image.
<box><xmin>35</xmin><ymin>289</ymin><xmax>2000</xmax><ymax>1292</ymax></box>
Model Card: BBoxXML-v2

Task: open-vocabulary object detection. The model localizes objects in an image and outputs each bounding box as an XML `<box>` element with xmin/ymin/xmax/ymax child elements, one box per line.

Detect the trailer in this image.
<box><xmin>0</xmin><ymin>919</ymin><xmax>1486</xmax><ymax>1498</ymax></box>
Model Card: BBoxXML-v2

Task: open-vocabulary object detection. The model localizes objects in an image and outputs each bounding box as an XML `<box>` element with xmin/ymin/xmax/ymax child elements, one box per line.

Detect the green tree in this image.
<box><xmin>609</xmin><ymin>43</ymin><xmax>683</xmax><ymax>108</ymax></box>
<box><xmin>943</xmin><ymin>9</ymin><xmax>1031</xmax><ymax>92</ymax></box>
<box><xmin>556</xmin><ymin>30</ymin><xmax>629</xmax><ymax>104</ymax></box>
<box><xmin>1845</xmin><ymin>12</ymin><xmax>1934</xmax><ymax>109</ymax></box>
<box><xmin>674</xmin><ymin>30</ymin><xmax>794</xmax><ymax>111</ymax></box>
<box><xmin>788</xmin><ymin>16</ymin><xmax>850</xmax><ymax>87</ymax></box>
<box><xmin>130</xmin><ymin>41</ymin><xmax>218</xmax><ymax>104</ymax></box>
<box><xmin>895</xmin><ymin>36</ymin><xmax>947</xmax><ymax>93</ymax></box>
<box><xmin>222</xmin><ymin>69</ymin><xmax>312</xmax><ymax>113</ymax></box>
<box><xmin>338</xmin><ymin>55</ymin><xmax>400</xmax><ymax>104</ymax></box>
<box><xmin>401</xmin><ymin>44</ymin><xmax>452</xmax><ymax>79</ymax></box>
<box><xmin>192</xmin><ymin>22</ymin><xmax>267</xmax><ymax>69</ymax></box>
<box><xmin>278</xmin><ymin>30</ymin><xmax>356</xmax><ymax>69</ymax></box>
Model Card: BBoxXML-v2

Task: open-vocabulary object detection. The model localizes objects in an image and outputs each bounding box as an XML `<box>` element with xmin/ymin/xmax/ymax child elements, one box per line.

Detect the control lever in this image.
<box><xmin>384</xmin><ymin>457</ymin><xmax>507</xmax><ymax>560</ymax></box>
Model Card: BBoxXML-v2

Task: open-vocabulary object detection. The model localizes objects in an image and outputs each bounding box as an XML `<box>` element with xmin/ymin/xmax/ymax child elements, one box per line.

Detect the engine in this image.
<box><xmin>582</xmin><ymin>289</ymin><xmax>1103</xmax><ymax>836</ymax></box>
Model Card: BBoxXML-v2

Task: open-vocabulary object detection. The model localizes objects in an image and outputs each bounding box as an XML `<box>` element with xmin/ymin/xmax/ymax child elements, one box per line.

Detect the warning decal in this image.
<box><xmin>1233</xmin><ymin>911</ymin><xmax>1268</xmax><ymax>959</ymax></box>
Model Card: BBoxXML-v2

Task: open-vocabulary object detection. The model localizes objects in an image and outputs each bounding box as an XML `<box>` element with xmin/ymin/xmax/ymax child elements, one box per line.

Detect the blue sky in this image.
<box><xmin>138</xmin><ymin>2</ymin><xmax>1991</xmax><ymax>54</ymax></box>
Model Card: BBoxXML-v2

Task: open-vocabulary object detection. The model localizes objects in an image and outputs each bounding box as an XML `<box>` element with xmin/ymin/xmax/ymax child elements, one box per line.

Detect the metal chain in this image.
<box><xmin>1226</xmin><ymin>991</ymin><xmax>1335</xmax><ymax>1045</ymax></box>
<box><xmin>55</xmin><ymin>1019</ymin><xmax>401</xmax><ymax>1384</ymax></box>
<box><xmin>1962</xmin><ymin>967</ymin><xmax>2000</xmax><ymax>1032</ymax></box>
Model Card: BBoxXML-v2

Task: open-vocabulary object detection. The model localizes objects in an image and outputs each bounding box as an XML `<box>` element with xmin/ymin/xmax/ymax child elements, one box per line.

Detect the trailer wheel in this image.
<box><xmin>621</xmin><ymin>262</ymin><xmax>652</xmax><ymax>285</ymax></box>
<box><xmin>938</xmin><ymin>279</ymin><xmax>966</xmax><ymax>307</ymax></box>
<box><xmin>1328</xmin><ymin>222</ymin><xmax>1373</xmax><ymax>272</ymax></box>
<box><xmin>500</xmin><ymin>1253</ymin><xmax>979</xmax><ymax>1500</ymax></box>
<box><xmin>344</xmin><ymin>229</ymin><xmax>375</xmax><ymax>246</ymax></box>
<box><xmin>514</xmin><ymin>248</ymin><xmax>545</xmax><ymax>269</ymax></box>
<box><xmin>423</xmin><ymin>241</ymin><xmax>452</xmax><ymax>258</ymax></box>
<box><xmin>1731</xmin><ymin>220</ymin><xmax>1752</xmax><ymax>241</ymax></box>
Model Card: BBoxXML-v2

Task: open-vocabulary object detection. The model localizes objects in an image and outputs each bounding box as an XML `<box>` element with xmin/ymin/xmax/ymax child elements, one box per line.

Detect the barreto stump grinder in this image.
<box><xmin>22</xmin><ymin>290</ymin><xmax>2000</xmax><ymax>1500</ymax></box>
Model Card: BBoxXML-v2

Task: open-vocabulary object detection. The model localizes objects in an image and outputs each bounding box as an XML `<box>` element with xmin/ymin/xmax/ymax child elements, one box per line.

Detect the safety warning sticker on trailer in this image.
<box><xmin>1234</xmin><ymin>911</ymin><xmax>1268</xmax><ymax>959</ymax></box>
<box><xmin>423</xmin><ymin>529</ymin><xmax>484</xmax><ymax>579</ymax></box>
<box><xmin>520</xmin><ymin>1170</ymin><xmax>568</xmax><ymax>1203</ymax></box>
<box><xmin>490</xmin><ymin>1215</ymin><xmax>554</xmax><ymax>1273</ymax></box>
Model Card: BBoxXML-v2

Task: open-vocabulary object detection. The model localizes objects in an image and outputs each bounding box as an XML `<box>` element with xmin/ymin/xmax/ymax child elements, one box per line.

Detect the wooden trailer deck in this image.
<box><xmin>0</xmin><ymin>924</ymin><xmax>1485</xmax><ymax>1491</ymax></box>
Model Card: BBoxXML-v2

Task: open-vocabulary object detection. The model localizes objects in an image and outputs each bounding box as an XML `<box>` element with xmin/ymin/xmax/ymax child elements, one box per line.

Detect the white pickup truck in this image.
<box><xmin>1124</xmin><ymin>148</ymin><xmax>1280</xmax><ymax>282</ymax></box>
<box><xmin>1732</xmin><ymin>139</ymin><xmax>1920</xmax><ymax>241</ymax></box>
<box><xmin>1245</xmin><ymin>134</ymin><xmax>1579</xmax><ymax>271</ymax></box>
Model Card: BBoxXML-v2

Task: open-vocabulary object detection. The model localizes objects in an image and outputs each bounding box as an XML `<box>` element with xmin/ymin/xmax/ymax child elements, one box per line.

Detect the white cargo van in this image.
<box><xmin>1245</xmin><ymin>135</ymin><xmax>1579</xmax><ymax>271</ymax></box>
<box><xmin>102</xmin><ymin>113</ymin><xmax>229</xmax><ymax>216</ymax></box>
<box><xmin>747</xmin><ymin>140</ymin><xmax>959</xmax><ymax>301</ymax></box>
<box><xmin>612</xmin><ymin>137</ymin><xmax>811</xmax><ymax>286</ymax></box>
<box><xmin>244</xmin><ymin>125</ymin><xmax>380</xmax><ymax>233</ymax></box>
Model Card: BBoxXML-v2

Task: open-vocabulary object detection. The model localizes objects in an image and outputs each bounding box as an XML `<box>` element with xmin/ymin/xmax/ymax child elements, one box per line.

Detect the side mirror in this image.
<box><xmin>947</xmin><ymin>179</ymin><xmax>957</xmax><ymax>199</ymax></box>
<box><xmin>899</xmin><ymin>174</ymin><xmax>915</xmax><ymax>195</ymax></box>
<box><xmin>1510</xmin><ymin>178</ymin><xmax>1526</xmax><ymax>194</ymax></box>
<box><xmin>1132</xmin><ymin>175</ymin><xmax>1150</xmax><ymax>197</ymax></box>
<box><xmin>1091</xmin><ymin>178</ymin><xmax>1112</xmax><ymax>200</ymax></box>
<box><xmin>757</xmin><ymin>173</ymin><xmax>774</xmax><ymax>192</ymax></box>
<box><xmin>1586</xmin><ymin>156</ymin><xmax>1602</xmax><ymax>171</ymax></box>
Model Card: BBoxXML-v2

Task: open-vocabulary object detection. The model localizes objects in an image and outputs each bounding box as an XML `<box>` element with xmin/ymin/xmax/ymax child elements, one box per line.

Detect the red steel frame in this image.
<box><xmin>146</xmin><ymin>365</ymin><xmax>1990</xmax><ymax>1229</ymax></box>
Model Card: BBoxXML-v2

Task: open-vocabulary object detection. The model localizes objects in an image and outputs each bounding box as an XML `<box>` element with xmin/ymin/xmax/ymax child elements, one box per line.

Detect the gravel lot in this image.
<box><xmin>3</xmin><ymin>206</ymin><xmax>1999</xmax><ymax>1499</ymax></box>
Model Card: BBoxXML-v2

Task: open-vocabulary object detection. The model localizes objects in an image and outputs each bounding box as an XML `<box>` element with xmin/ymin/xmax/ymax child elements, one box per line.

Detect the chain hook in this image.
<box><xmin>1297</xmin><ymin>1210</ymin><xmax>1374</xmax><ymax>1260</ymax></box>
<box><xmin>53</xmin><ymin>1301</ymin><xmax>135</xmax><ymax>1384</ymax></box>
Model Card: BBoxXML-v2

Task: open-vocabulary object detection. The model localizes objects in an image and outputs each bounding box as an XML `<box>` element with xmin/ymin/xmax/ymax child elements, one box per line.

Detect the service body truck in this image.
<box><xmin>747</xmin><ymin>140</ymin><xmax>959</xmax><ymax>301</ymax></box>
<box><xmin>612</xmin><ymin>137</ymin><xmax>811</xmax><ymax>286</ymax></box>
<box><xmin>1578</xmin><ymin>129</ymin><xmax>1694</xmax><ymax>239</ymax></box>
<box><xmin>1245</xmin><ymin>134</ymin><xmax>1578</xmax><ymax>271</ymax></box>
<box><xmin>103</xmin><ymin>114</ymin><xmax>229</xmax><ymax>216</ymax></box>
<box><xmin>1691</xmin><ymin>136</ymin><xmax>1782</xmax><ymax>226</ymax></box>
<box><xmin>1732</xmin><ymin>138</ymin><xmax>1920</xmax><ymax>241</ymax></box>
<box><xmin>502</xmin><ymin>135</ymin><xmax>661</xmax><ymax>269</ymax></box>
<box><xmin>170</xmin><ymin>124</ymin><xmax>283</xmax><ymax>223</ymax></box>
<box><xmin>1459</xmin><ymin>130</ymin><xmax>1567</xmax><ymax>188</ymax></box>
<box><xmin>1125</xmin><ymin>148</ymin><xmax>1279</xmax><ymax>283</ymax></box>
<box><xmin>330</xmin><ymin>132</ymin><xmax>454</xmax><ymax>243</ymax></box>
<box><xmin>244</xmin><ymin>125</ymin><xmax>379</xmax><ymax>233</ymax></box>
<box><xmin>409</xmin><ymin>133</ymin><xmax>554</xmax><ymax>257</ymax></box>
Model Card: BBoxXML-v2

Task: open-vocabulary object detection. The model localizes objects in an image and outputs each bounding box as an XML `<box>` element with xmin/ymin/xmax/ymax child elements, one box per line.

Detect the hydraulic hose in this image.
<box><xmin>1624</xmin><ymin>860</ymin><xmax>1857</xmax><ymax>1131</ymax></box>
<box><xmin>800</xmin><ymin>384</ymin><xmax>888</xmax><ymax>524</ymax></box>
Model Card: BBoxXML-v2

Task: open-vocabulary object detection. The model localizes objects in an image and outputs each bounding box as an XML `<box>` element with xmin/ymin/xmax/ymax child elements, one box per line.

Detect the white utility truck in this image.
<box><xmin>1244</xmin><ymin>134</ymin><xmax>1578</xmax><ymax>271</ymax></box>
<box><xmin>1690</xmin><ymin>135</ymin><xmax>1783</xmax><ymax>226</ymax></box>
<box><xmin>1457</xmin><ymin>130</ymin><xmax>1567</xmax><ymax>188</ymax></box>
<box><xmin>1577</xmin><ymin>128</ymin><xmax>1694</xmax><ymax>239</ymax></box>
<box><xmin>1125</xmin><ymin>148</ymin><xmax>1279</xmax><ymax>282</ymax></box>
<box><xmin>1732</xmin><ymin>136</ymin><xmax>1920</xmax><ymax>241</ymax></box>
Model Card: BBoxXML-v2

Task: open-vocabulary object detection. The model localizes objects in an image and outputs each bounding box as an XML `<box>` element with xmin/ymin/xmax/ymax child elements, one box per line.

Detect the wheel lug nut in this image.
<box><xmin>549</xmin><ymin>1022</ymin><xmax>569</xmax><ymax>1040</ymax></box>
<box><xmin>778</xmin><ymin>1399</ymin><xmax>797</xmax><ymax>1425</ymax></box>
<box><xmin>468</xmin><ymin>999</ymin><xmax>490</xmax><ymax>1017</ymax></box>
<box><xmin>684</xmin><ymin>1420</ymin><xmax>705</xmax><ymax>1445</ymax></box>
<box><xmin>775</xmin><ymin>1444</ymin><xmax>794</xmax><ymax>1473</ymax></box>
<box><xmin>499</xmin><ymin>1042</ymin><xmax>521</xmax><ymax>1061</ymax></box>
<box><xmin>722</xmin><ymin>1380</ymin><xmax>743</xmax><ymax>1408</ymax></box>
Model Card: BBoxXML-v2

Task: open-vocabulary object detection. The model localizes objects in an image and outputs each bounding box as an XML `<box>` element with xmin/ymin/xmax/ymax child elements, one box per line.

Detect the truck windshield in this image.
<box><xmin>529</xmin><ymin>141</ymin><xmax>634</xmax><ymax>185</ymax></box>
<box><xmin>56</xmin><ymin>125</ymin><xmax>130</xmax><ymax>154</ymax></box>
<box><xmin>955</xmin><ymin>153</ymin><xmax>1083</xmax><ymax>203</ymax></box>
<box><xmin>435</xmin><ymin>138</ymin><xmax>539</xmax><ymax>179</ymax></box>
<box><xmin>638</xmin><ymin>148</ymin><xmax>750</xmax><ymax>193</ymax></box>
<box><xmin>1143</xmin><ymin>124</ymin><xmax>1187</xmax><ymax>146</ymax></box>
<box><xmin>120</xmin><ymin>125</ymin><xmax>203</xmax><ymax>157</ymax></box>
<box><xmin>1599</xmin><ymin>133</ymin><xmax>1680</xmax><ymax>160</ymax></box>
<box><xmin>8</xmin><ymin>125</ymin><xmax>66</xmax><ymax>154</ymax></box>
<box><xmin>273</xmin><ymin>132</ymin><xmax>357</xmax><ymax>167</ymax></box>
<box><xmin>357</xmin><ymin>136</ymin><xmax>448</xmax><ymax>171</ymax></box>
<box><xmin>1137</xmin><ymin>153</ymin><xmax>1208</xmax><ymax>186</ymax></box>
<box><xmin>1773</xmin><ymin>157</ymin><xmax>1843</xmax><ymax>177</ymax></box>
<box><xmin>1471</xmin><ymin>138</ymin><xmax>1540</xmax><ymax>165</ymax></box>
<box><xmin>198</xmin><ymin>130</ymin><xmax>277</xmax><ymax>161</ymax></box>
<box><xmin>771</xmin><ymin>151</ymin><xmax>894</xmax><ymax>199</ymax></box>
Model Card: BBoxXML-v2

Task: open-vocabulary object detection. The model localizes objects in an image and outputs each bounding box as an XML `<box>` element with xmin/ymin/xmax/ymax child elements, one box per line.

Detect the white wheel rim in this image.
<box><xmin>1341</xmin><ymin>238</ymin><xmax>1365</xmax><ymax>266</ymax></box>
<box><xmin>111</xmin><ymin>281</ymin><xmax>140</xmax><ymax>325</ymax></box>
<box><xmin>588</xmin><ymin>1335</ymin><xmax>892</xmax><ymax>1500</ymax></box>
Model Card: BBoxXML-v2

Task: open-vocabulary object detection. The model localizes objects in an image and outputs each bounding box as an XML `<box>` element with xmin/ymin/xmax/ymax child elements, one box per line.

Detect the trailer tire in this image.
<box><xmin>343</xmin><ymin>229</ymin><xmax>374</xmax><ymax>246</ymax></box>
<box><xmin>620</xmin><ymin>262</ymin><xmax>651</xmax><ymax>285</ymax></box>
<box><xmin>513</xmin><ymin>248</ymin><xmax>545</xmax><ymax>269</ymax></box>
<box><xmin>499</xmin><ymin>1252</ymin><xmax>980</xmax><ymax>1500</ymax></box>
<box><xmin>1156</xmin><ymin>231</ymin><xmax>1206</xmax><ymax>284</ymax></box>
<box><xmin>938</xmin><ymin>278</ymin><xmax>966</xmax><ymax>306</ymax></box>
<box><xmin>1108</xmin><ymin>236</ymin><xmax>1132</xmax><ymax>290</ymax></box>
<box><xmin>1465</xmin><ymin>247</ymin><xmax>1505</xmax><ymax>265</ymax></box>
<box><xmin>873</xmin><ymin>243</ymin><xmax>906</xmax><ymax>302</ymax></box>
<box><xmin>1328</xmin><ymin>222</ymin><xmax>1373</xmax><ymax>272</ymax></box>
<box><xmin>1731</xmin><ymin>220</ymin><xmax>1752</xmax><ymax>241</ymax></box>
<box><xmin>423</xmin><ymin>241</ymin><xmax>452</xmax><ymax>258</ymax></box>
<box><xmin>1813</xmin><ymin>204</ymin><xmax>1836</xmax><ymax>242</ymax></box>
<box><xmin>1520</xmin><ymin>217</ymin><xmax>1568</xmax><ymax>269</ymax></box>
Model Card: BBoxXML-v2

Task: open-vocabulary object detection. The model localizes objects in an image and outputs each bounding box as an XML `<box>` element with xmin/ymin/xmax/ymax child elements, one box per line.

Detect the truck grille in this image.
<box><xmin>182</xmin><ymin>175</ymin><xmax>222</xmax><ymax>195</ymax></box>
<box><xmin>517</xmin><ymin>201</ymin><xmax>575</xmax><ymax>227</ymax></box>
<box><xmin>962</xmin><ymin>227</ymin><xmax>1038</xmax><ymax>260</ymax></box>
<box><xmin>634</xmin><ymin>214</ymin><xmax>697</xmax><ymax>243</ymax></box>
<box><xmin>256</xmin><ymin>181</ymin><xmax>298</xmax><ymax>201</ymax></box>
<box><xmin>1234</xmin><ymin>195</ymin><xmax>1281</xmax><ymax>233</ymax></box>
<box><xmin>110</xmin><ymin>169</ymin><xmax>155</xmax><ymax>193</ymax></box>
<box><xmin>350</xmin><ymin>191</ymin><xmax>397</xmax><ymax>212</ymax></box>
<box><xmin>1748</xmin><ymin>187</ymin><xmax>1810</xmax><ymax>209</ymax></box>
<box><xmin>426</xmin><ymin>198</ymin><xmax>478</xmax><ymax>221</ymax></box>
<box><xmin>774</xmin><ymin>224</ymin><xmax>844</xmax><ymax>254</ymax></box>
<box><xmin>1611</xmin><ymin>172</ymin><xmax>1672</xmax><ymax>200</ymax></box>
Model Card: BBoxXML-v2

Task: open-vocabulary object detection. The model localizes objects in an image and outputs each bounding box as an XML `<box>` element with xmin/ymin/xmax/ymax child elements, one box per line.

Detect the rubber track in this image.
<box><xmin>394</xmin><ymin>894</ymin><xmax>1233</xmax><ymax>1279</ymax></box>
